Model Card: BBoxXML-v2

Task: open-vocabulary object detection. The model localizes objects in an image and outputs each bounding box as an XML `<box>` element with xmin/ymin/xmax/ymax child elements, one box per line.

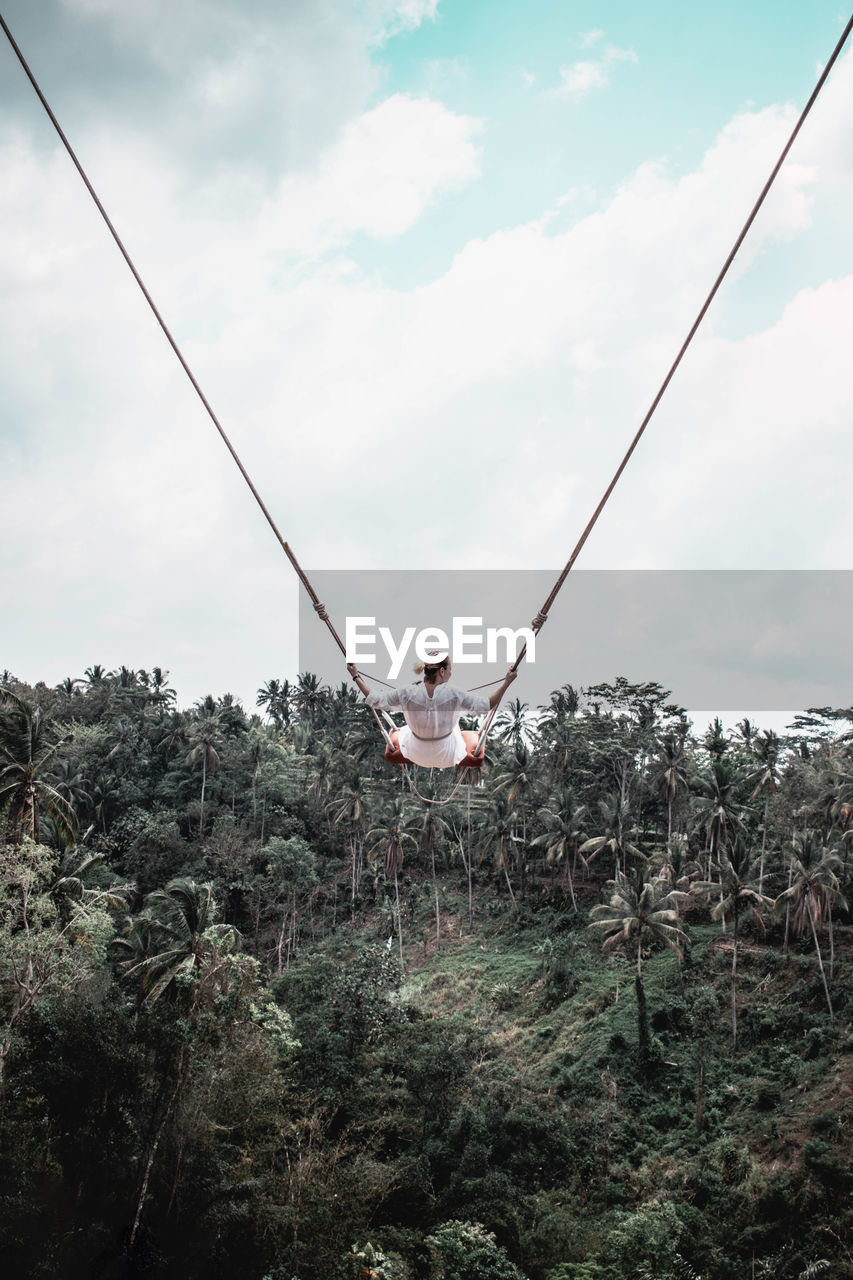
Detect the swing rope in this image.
<box><xmin>500</xmin><ymin>11</ymin><xmax>853</xmax><ymax>687</ymax></box>
<box><xmin>0</xmin><ymin>10</ymin><xmax>347</xmax><ymax>665</ymax></box>
<box><xmin>4</xmin><ymin>8</ymin><xmax>851</xmax><ymax>766</ymax></box>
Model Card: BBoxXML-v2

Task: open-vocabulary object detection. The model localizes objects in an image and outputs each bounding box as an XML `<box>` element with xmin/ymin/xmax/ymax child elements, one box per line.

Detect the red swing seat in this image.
<box><xmin>384</xmin><ymin>729</ymin><xmax>485</xmax><ymax>771</ymax></box>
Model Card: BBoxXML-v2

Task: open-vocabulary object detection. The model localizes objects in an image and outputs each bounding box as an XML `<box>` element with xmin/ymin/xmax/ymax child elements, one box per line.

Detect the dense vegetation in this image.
<box><xmin>1</xmin><ymin>665</ymin><xmax>851</xmax><ymax>1279</ymax></box>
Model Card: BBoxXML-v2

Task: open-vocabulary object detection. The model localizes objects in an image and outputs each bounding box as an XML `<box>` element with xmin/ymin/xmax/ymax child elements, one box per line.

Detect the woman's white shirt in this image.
<box><xmin>366</xmin><ymin>682</ymin><xmax>490</xmax><ymax>768</ymax></box>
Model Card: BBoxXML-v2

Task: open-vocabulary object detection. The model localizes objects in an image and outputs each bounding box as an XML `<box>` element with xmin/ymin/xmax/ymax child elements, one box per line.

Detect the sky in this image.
<box><xmin>1</xmin><ymin>0</ymin><xmax>852</xmax><ymax>719</ymax></box>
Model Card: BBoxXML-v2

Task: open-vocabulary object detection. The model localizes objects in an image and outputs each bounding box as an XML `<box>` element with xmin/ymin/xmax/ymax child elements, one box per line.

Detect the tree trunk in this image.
<box><xmin>829</xmin><ymin>902</ymin><xmax>835</xmax><ymax>981</ymax></box>
<box><xmin>731</xmin><ymin>906</ymin><xmax>739</xmax><ymax>1046</ymax></box>
<box><xmin>502</xmin><ymin>849</ymin><xmax>517</xmax><ymax>906</ymax></box>
<box><xmin>393</xmin><ymin>868</ymin><xmax>404</xmax><ymax>973</ymax></box>
<box><xmin>561</xmin><ymin>851</ymin><xmax>577</xmax><ymax>911</ymax></box>
<box><xmin>758</xmin><ymin>793</ymin><xmax>769</xmax><ymax>893</ymax></box>
<box><xmin>430</xmin><ymin>845</ymin><xmax>441</xmax><ymax>951</ymax></box>
<box><xmin>635</xmin><ymin>945</ymin><xmax>650</xmax><ymax>1062</ymax></box>
<box><xmin>635</xmin><ymin>972</ymin><xmax>650</xmax><ymax>1062</ymax></box>
<box><xmin>130</xmin><ymin>1045</ymin><xmax>187</xmax><ymax>1252</ymax></box>
<box><xmin>199</xmin><ymin>756</ymin><xmax>207</xmax><ymax>837</ymax></box>
<box><xmin>809</xmin><ymin>908</ymin><xmax>834</xmax><ymax>1022</ymax></box>
<box><xmin>276</xmin><ymin>909</ymin><xmax>287</xmax><ymax>976</ymax></box>
<box><xmin>694</xmin><ymin>1049</ymin><xmax>706</xmax><ymax>1133</ymax></box>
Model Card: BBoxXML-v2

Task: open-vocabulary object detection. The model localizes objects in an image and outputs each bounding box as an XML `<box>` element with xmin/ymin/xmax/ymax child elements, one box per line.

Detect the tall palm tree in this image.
<box><xmin>589</xmin><ymin>869</ymin><xmax>688</xmax><ymax>1059</ymax></box>
<box><xmin>493</xmin><ymin>741</ymin><xmax>537</xmax><ymax>890</ymax></box>
<box><xmin>367</xmin><ymin>798</ymin><xmax>418</xmax><ymax>970</ymax></box>
<box><xmin>777</xmin><ymin>834</ymin><xmax>847</xmax><ymax>1021</ymax></box>
<box><xmin>50</xmin><ymin>758</ymin><xmax>92</xmax><ymax>813</ymax></box>
<box><xmin>653</xmin><ymin>732</ymin><xmax>688</xmax><ymax>842</ymax></box>
<box><xmin>157</xmin><ymin>710</ymin><xmax>189</xmax><ymax>759</ymax></box>
<box><xmin>55</xmin><ymin>676</ymin><xmax>82</xmax><ymax>699</ymax></box>
<box><xmin>530</xmin><ymin>787</ymin><xmax>587</xmax><ymax>908</ymax></box>
<box><xmin>748</xmin><ymin>730</ymin><xmax>782</xmax><ymax>891</ymax></box>
<box><xmin>184</xmin><ymin>713</ymin><xmax>223</xmax><ymax>836</ymax></box>
<box><xmin>147</xmin><ymin>667</ymin><xmax>176</xmax><ymax>708</ymax></box>
<box><xmin>690</xmin><ymin>757</ymin><xmax>748</xmax><ymax>876</ymax></box>
<box><xmin>494</xmin><ymin>698</ymin><xmax>531</xmax><ymax>750</ymax></box>
<box><xmin>578</xmin><ymin>792</ymin><xmax>643</xmax><ymax>880</ymax></box>
<box><xmin>693</xmin><ymin>836</ymin><xmax>773</xmax><ymax>1044</ymax></box>
<box><xmin>115</xmin><ymin>877</ymin><xmax>240</xmax><ymax>1004</ymax></box>
<box><xmin>0</xmin><ymin>689</ymin><xmax>77</xmax><ymax>846</ymax></box>
<box><xmin>479</xmin><ymin>794</ymin><xmax>521</xmax><ymax>905</ymax></box>
<box><xmin>703</xmin><ymin>718</ymin><xmax>729</xmax><ymax>760</ymax></box>
<box><xmin>114</xmin><ymin>878</ymin><xmax>240</xmax><ymax>1250</ymax></box>
<box><xmin>327</xmin><ymin>770</ymin><xmax>369</xmax><ymax>905</ymax></box>
<box><xmin>415</xmin><ymin>795</ymin><xmax>454</xmax><ymax>949</ymax></box>
<box><xmin>52</xmin><ymin>850</ymin><xmax>129</xmax><ymax>923</ymax></box>
<box><xmin>294</xmin><ymin>672</ymin><xmax>327</xmax><ymax>726</ymax></box>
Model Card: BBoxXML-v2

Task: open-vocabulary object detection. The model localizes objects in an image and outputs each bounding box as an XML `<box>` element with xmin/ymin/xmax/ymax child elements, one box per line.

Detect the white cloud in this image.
<box><xmin>553</xmin><ymin>43</ymin><xmax>638</xmax><ymax>98</ymax></box>
<box><xmin>2</xmin><ymin>29</ymin><xmax>852</xmax><ymax>705</ymax></box>
<box><xmin>375</xmin><ymin>0</ymin><xmax>439</xmax><ymax>36</ymax></box>
<box><xmin>579</xmin><ymin>29</ymin><xmax>605</xmax><ymax>49</ymax></box>
<box><xmin>258</xmin><ymin>94</ymin><xmax>482</xmax><ymax>257</ymax></box>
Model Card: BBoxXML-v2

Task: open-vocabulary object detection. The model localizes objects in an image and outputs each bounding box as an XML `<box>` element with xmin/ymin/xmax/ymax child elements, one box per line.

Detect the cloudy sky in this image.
<box><xmin>1</xmin><ymin>0</ymin><xmax>851</xmax><ymax>713</ymax></box>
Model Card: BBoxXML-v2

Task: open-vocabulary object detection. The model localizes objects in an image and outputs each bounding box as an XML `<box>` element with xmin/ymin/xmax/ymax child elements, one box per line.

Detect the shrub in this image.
<box><xmin>425</xmin><ymin>1220</ymin><xmax>528</xmax><ymax>1280</ymax></box>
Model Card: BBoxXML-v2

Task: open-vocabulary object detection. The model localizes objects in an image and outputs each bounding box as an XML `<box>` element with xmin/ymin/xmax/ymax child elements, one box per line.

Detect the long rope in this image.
<box><xmin>508</xmin><ymin>12</ymin><xmax>853</xmax><ymax>675</ymax></box>
<box><xmin>0</xmin><ymin>11</ymin><xmax>346</xmax><ymax>658</ymax></box>
<box><xmin>4</xmin><ymin>9</ymin><xmax>851</xmax><ymax>743</ymax></box>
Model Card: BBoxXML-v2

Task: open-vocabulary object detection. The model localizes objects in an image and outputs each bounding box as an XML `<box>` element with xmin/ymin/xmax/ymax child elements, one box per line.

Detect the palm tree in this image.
<box><xmin>690</xmin><ymin>757</ymin><xmax>748</xmax><ymax>876</ymax></box>
<box><xmin>589</xmin><ymin>869</ymin><xmax>688</xmax><ymax>1059</ymax></box>
<box><xmin>493</xmin><ymin>741</ymin><xmax>537</xmax><ymax>891</ymax></box>
<box><xmin>148</xmin><ymin>667</ymin><xmax>176</xmax><ymax>708</ymax></box>
<box><xmin>578</xmin><ymin>792</ymin><xmax>643</xmax><ymax>880</ymax></box>
<box><xmin>114</xmin><ymin>878</ymin><xmax>240</xmax><ymax>1250</ymax></box>
<box><xmin>535</xmin><ymin>684</ymin><xmax>581</xmax><ymax>783</ymax></box>
<box><xmin>415</xmin><ymin>795</ymin><xmax>454</xmax><ymax>949</ymax></box>
<box><xmin>653</xmin><ymin>732</ymin><xmax>688</xmax><ymax>842</ymax></box>
<box><xmin>478</xmin><ymin>793</ymin><xmax>523</xmax><ymax>905</ymax></box>
<box><xmin>327</xmin><ymin>771</ymin><xmax>369</xmax><ymax>905</ymax></box>
<box><xmin>52</xmin><ymin>850</ymin><xmax>129</xmax><ymax>923</ymax></box>
<box><xmin>184</xmin><ymin>713</ymin><xmax>223</xmax><ymax>836</ymax></box>
<box><xmin>748</xmin><ymin>730</ymin><xmax>782</xmax><ymax>891</ymax></box>
<box><xmin>0</xmin><ymin>689</ymin><xmax>77</xmax><ymax>846</ymax></box>
<box><xmin>50</xmin><ymin>758</ymin><xmax>92</xmax><ymax>813</ymax></box>
<box><xmin>693</xmin><ymin>836</ymin><xmax>773</xmax><ymax>1044</ymax></box>
<box><xmin>55</xmin><ymin>676</ymin><xmax>82</xmax><ymax>699</ymax></box>
<box><xmin>294</xmin><ymin>672</ymin><xmax>327</xmax><ymax>726</ymax></box>
<box><xmin>367</xmin><ymin>799</ymin><xmax>418</xmax><ymax>970</ymax></box>
<box><xmin>703</xmin><ymin>718</ymin><xmax>729</xmax><ymax>759</ymax></box>
<box><xmin>494</xmin><ymin>698</ymin><xmax>531</xmax><ymax>749</ymax></box>
<box><xmin>777</xmin><ymin>834</ymin><xmax>847</xmax><ymax>1021</ymax></box>
<box><xmin>257</xmin><ymin>678</ymin><xmax>283</xmax><ymax>725</ymax></box>
<box><xmin>157</xmin><ymin>710</ymin><xmax>189</xmax><ymax>760</ymax></box>
<box><xmin>116</xmin><ymin>877</ymin><xmax>240</xmax><ymax>1004</ymax></box>
<box><xmin>530</xmin><ymin>787</ymin><xmax>587</xmax><ymax>908</ymax></box>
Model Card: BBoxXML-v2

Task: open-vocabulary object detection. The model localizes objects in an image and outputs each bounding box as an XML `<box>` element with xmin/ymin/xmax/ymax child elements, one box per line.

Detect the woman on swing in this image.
<box><xmin>347</xmin><ymin>654</ymin><xmax>516</xmax><ymax>769</ymax></box>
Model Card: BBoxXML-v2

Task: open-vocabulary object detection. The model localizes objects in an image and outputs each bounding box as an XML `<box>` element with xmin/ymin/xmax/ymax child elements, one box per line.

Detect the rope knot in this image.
<box><xmin>313</xmin><ymin>600</ymin><xmax>329</xmax><ymax>622</ymax></box>
<box><xmin>531</xmin><ymin>611</ymin><xmax>548</xmax><ymax>632</ymax></box>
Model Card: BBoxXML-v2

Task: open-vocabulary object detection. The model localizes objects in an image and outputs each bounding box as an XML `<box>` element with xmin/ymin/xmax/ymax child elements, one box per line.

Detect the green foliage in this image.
<box><xmin>607</xmin><ymin>1199</ymin><xmax>685</xmax><ymax>1273</ymax></box>
<box><xmin>331</xmin><ymin>943</ymin><xmax>404</xmax><ymax>1048</ymax></box>
<box><xmin>547</xmin><ymin>1263</ymin><xmax>620</xmax><ymax>1280</ymax></box>
<box><xmin>425</xmin><ymin>1220</ymin><xmax>528</xmax><ymax>1280</ymax></box>
<box><xmin>3</xmin><ymin>667</ymin><xmax>853</xmax><ymax>1279</ymax></box>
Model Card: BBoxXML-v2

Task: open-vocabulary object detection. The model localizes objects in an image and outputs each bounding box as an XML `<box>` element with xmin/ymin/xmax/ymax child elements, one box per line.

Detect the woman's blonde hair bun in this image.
<box><xmin>414</xmin><ymin>651</ymin><xmax>449</xmax><ymax>678</ymax></box>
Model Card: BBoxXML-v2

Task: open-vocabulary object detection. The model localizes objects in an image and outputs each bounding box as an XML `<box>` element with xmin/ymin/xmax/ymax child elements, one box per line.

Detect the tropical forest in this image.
<box><xmin>1</xmin><ymin>666</ymin><xmax>852</xmax><ymax>1280</ymax></box>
